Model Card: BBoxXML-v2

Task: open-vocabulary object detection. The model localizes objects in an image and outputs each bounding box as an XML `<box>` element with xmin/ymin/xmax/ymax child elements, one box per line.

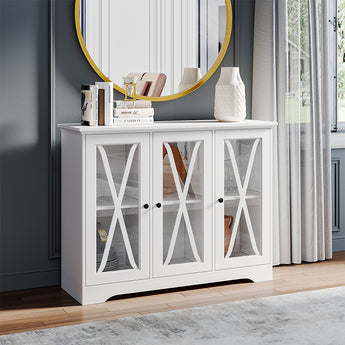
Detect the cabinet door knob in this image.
<box><xmin>156</xmin><ymin>203</ymin><xmax>162</xmax><ymax>208</ymax></box>
<box><xmin>143</xmin><ymin>204</ymin><xmax>149</xmax><ymax>209</ymax></box>
<box><xmin>218</xmin><ymin>198</ymin><xmax>224</xmax><ymax>203</ymax></box>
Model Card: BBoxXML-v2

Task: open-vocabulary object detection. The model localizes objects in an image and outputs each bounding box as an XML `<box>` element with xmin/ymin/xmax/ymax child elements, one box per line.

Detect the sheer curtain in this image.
<box><xmin>252</xmin><ymin>0</ymin><xmax>332</xmax><ymax>265</ymax></box>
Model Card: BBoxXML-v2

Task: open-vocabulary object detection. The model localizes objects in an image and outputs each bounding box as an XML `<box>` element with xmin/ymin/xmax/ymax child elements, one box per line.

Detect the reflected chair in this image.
<box><xmin>126</xmin><ymin>72</ymin><xmax>167</xmax><ymax>97</ymax></box>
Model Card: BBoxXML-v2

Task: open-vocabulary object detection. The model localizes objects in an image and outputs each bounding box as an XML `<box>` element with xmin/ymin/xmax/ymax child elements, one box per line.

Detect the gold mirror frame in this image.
<box><xmin>74</xmin><ymin>0</ymin><xmax>232</xmax><ymax>102</ymax></box>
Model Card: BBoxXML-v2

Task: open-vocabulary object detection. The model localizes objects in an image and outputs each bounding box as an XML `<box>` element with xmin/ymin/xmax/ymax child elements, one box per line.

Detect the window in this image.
<box><xmin>338</xmin><ymin>0</ymin><xmax>345</xmax><ymax>128</ymax></box>
<box><xmin>330</xmin><ymin>0</ymin><xmax>345</xmax><ymax>131</ymax></box>
<box><xmin>286</xmin><ymin>0</ymin><xmax>312</xmax><ymax>124</ymax></box>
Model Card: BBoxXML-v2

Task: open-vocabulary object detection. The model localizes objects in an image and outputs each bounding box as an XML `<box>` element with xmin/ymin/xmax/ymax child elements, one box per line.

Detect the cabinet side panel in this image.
<box><xmin>61</xmin><ymin>131</ymin><xmax>84</xmax><ymax>303</ymax></box>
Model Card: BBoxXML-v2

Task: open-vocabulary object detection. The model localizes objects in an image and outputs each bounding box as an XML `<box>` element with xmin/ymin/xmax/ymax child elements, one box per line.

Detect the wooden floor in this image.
<box><xmin>1</xmin><ymin>251</ymin><xmax>344</xmax><ymax>335</ymax></box>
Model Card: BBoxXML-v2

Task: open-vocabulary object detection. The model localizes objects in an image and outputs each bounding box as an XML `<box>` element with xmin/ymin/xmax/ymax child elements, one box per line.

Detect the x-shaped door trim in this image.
<box><xmin>224</xmin><ymin>139</ymin><xmax>261</xmax><ymax>258</ymax></box>
<box><xmin>97</xmin><ymin>144</ymin><xmax>139</xmax><ymax>273</ymax></box>
<box><xmin>163</xmin><ymin>142</ymin><xmax>202</xmax><ymax>266</ymax></box>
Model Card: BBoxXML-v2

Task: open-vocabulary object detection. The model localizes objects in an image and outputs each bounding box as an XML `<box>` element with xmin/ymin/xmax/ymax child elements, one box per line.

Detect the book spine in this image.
<box><xmin>96</xmin><ymin>82</ymin><xmax>114</xmax><ymax>126</ymax></box>
<box><xmin>106</xmin><ymin>83</ymin><xmax>114</xmax><ymax>126</ymax></box>
<box><xmin>113</xmin><ymin>108</ymin><xmax>154</xmax><ymax>117</ymax></box>
<box><xmin>113</xmin><ymin>117</ymin><xmax>153</xmax><ymax>124</ymax></box>
<box><xmin>98</xmin><ymin>89</ymin><xmax>105</xmax><ymax>126</ymax></box>
<box><xmin>114</xmin><ymin>100</ymin><xmax>152</xmax><ymax>109</ymax></box>
<box><xmin>89</xmin><ymin>85</ymin><xmax>98</xmax><ymax>126</ymax></box>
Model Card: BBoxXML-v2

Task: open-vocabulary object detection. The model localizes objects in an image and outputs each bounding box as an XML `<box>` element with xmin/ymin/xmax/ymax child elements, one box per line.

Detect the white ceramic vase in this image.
<box><xmin>214</xmin><ymin>67</ymin><xmax>246</xmax><ymax>122</ymax></box>
<box><xmin>178</xmin><ymin>68</ymin><xmax>202</xmax><ymax>92</ymax></box>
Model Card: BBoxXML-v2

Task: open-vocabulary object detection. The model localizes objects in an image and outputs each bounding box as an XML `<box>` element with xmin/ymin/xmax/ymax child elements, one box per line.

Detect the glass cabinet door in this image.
<box><xmin>85</xmin><ymin>134</ymin><xmax>150</xmax><ymax>285</ymax></box>
<box><xmin>215</xmin><ymin>131</ymin><xmax>271</xmax><ymax>269</ymax></box>
<box><xmin>153</xmin><ymin>132</ymin><xmax>212</xmax><ymax>277</ymax></box>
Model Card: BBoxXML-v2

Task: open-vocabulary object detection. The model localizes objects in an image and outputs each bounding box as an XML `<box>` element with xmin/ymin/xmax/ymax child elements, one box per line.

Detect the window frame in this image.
<box><xmin>332</xmin><ymin>0</ymin><xmax>345</xmax><ymax>131</ymax></box>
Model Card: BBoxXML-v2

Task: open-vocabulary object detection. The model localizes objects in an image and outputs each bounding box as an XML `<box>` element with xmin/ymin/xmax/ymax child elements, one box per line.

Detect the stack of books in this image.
<box><xmin>81</xmin><ymin>82</ymin><xmax>114</xmax><ymax>126</ymax></box>
<box><xmin>113</xmin><ymin>100</ymin><xmax>154</xmax><ymax>125</ymax></box>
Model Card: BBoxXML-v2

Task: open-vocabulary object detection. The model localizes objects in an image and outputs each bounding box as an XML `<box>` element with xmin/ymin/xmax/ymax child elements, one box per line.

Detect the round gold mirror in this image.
<box><xmin>75</xmin><ymin>0</ymin><xmax>232</xmax><ymax>102</ymax></box>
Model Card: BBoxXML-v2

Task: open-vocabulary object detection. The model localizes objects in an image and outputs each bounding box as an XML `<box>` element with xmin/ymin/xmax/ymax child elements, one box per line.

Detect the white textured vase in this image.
<box><xmin>214</xmin><ymin>67</ymin><xmax>246</xmax><ymax>122</ymax></box>
<box><xmin>178</xmin><ymin>68</ymin><xmax>202</xmax><ymax>92</ymax></box>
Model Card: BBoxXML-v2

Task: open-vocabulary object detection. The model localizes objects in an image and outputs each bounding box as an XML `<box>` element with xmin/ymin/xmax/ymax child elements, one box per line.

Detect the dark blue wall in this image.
<box><xmin>0</xmin><ymin>0</ymin><xmax>61</xmax><ymax>292</ymax></box>
<box><xmin>0</xmin><ymin>0</ymin><xmax>255</xmax><ymax>292</ymax></box>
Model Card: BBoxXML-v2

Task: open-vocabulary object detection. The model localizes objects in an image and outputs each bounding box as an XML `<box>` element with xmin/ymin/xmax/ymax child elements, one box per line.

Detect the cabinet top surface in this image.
<box><xmin>58</xmin><ymin>119</ymin><xmax>277</xmax><ymax>134</ymax></box>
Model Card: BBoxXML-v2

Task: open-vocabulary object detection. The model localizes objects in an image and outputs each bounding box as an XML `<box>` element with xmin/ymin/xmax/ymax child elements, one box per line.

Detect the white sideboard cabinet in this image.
<box><xmin>59</xmin><ymin>120</ymin><xmax>276</xmax><ymax>305</ymax></box>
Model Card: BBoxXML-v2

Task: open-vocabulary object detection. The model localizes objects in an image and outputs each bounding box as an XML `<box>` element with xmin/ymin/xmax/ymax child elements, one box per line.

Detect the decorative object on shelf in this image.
<box><xmin>96</xmin><ymin>222</ymin><xmax>119</xmax><ymax>272</ymax></box>
<box><xmin>81</xmin><ymin>84</ymin><xmax>99</xmax><ymax>126</ymax></box>
<box><xmin>224</xmin><ymin>159</ymin><xmax>237</xmax><ymax>192</ymax></box>
<box><xmin>96</xmin><ymin>82</ymin><xmax>114</xmax><ymax>126</ymax></box>
<box><xmin>123</xmin><ymin>76</ymin><xmax>138</xmax><ymax>100</ymax></box>
<box><xmin>178</xmin><ymin>68</ymin><xmax>202</xmax><ymax>92</ymax></box>
<box><xmin>81</xmin><ymin>82</ymin><xmax>114</xmax><ymax>126</ymax></box>
<box><xmin>224</xmin><ymin>215</ymin><xmax>234</xmax><ymax>257</ymax></box>
<box><xmin>162</xmin><ymin>144</ymin><xmax>187</xmax><ymax>194</ymax></box>
<box><xmin>115</xmin><ymin>100</ymin><xmax>152</xmax><ymax>109</ymax></box>
<box><xmin>113</xmin><ymin>84</ymin><xmax>155</xmax><ymax>125</ymax></box>
<box><xmin>113</xmin><ymin>100</ymin><xmax>155</xmax><ymax>125</ymax></box>
<box><xmin>96</xmin><ymin>247</ymin><xmax>119</xmax><ymax>272</ymax></box>
<box><xmin>214</xmin><ymin>67</ymin><xmax>246</xmax><ymax>122</ymax></box>
<box><xmin>97</xmin><ymin>229</ymin><xmax>108</xmax><ymax>243</ymax></box>
<box><xmin>124</xmin><ymin>73</ymin><xmax>167</xmax><ymax>97</ymax></box>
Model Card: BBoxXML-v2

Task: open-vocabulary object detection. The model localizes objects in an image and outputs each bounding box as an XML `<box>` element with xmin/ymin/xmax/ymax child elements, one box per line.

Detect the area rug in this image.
<box><xmin>1</xmin><ymin>286</ymin><xmax>345</xmax><ymax>345</ymax></box>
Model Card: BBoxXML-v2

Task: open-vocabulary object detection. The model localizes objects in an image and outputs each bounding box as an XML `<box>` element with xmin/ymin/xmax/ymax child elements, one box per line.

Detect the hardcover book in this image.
<box><xmin>114</xmin><ymin>100</ymin><xmax>152</xmax><ymax>109</ymax></box>
<box><xmin>98</xmin><ymin>89</ymin><xmax>105</xmax><ymax>126</ymax></box>
<box><xmin>96</xmin><ymin>82</ymin><xmax>113</xmax><ymax>126</ymax></box>
<box><xmin>113</xmin><ymin>117</ymin><xmax>154</xmax><ymax>125</ymax></box>
<box><xmin>113</xmin><ymin>108</ymin><xmax>154</xmax><ymax>118</ymax></box>
<box><xmin>81</xmin><ymin>84</ymin><xmax>98</xmax><ymax>126</ymax></box>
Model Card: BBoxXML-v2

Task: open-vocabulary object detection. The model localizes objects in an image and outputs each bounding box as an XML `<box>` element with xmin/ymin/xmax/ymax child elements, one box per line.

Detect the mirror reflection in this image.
<box><xmin>78</xmin><ymin>0</ymin><xmax>229</xmax><ymax>97</ymax></box>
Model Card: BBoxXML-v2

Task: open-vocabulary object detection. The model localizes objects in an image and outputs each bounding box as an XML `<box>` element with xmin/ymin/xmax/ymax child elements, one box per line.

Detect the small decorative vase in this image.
<box><xmin>214</xmin><ymin>67</ymin><xmax>246</xmax><ymax>122</ymax></box>
<box><xmin>178</xmin><ymin>68</ymin><xmax>202</xmax><ymax>92</ymax></box>
<box><xmin>224</xmin><ymin>215</ymin><xmax>234</xmax><ymax>257</ymax></box>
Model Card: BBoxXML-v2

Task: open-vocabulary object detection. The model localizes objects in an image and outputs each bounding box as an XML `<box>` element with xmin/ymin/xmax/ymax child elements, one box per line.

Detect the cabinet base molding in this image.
<box><xmin>63</xmin><ymin>264</ymin><xmax>272</xmax><ymax>305</ymax></box>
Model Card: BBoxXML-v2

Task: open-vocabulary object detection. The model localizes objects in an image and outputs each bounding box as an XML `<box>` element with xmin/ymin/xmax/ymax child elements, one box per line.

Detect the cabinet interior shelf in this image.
<box><xmin>96</xmin><ymin>264</ymin><xmax>132</xmax><ymax>273</ymax></box>
<box><xmin>163</xmin><ymin>191</ymin><xmax>202</xmax><ymax>206</ymax></box>
<box><xmin>97</xmin><ymin>196</ymin><xmax>139</xmax><ymax>211</ymax></box>
<box><xmin>228</xmin><ymin>251</ymin><xmax>260</xmax><ymax>259</ymax></box>
<box><xmin>224</xmin><ymin>189</ymin><xmax>260</xmax><ymax>201</ymax></box>
<box><xmin>168</xmin><ymin>257</ymin><xmax>196</xmax><ymax>265</ymax></box>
